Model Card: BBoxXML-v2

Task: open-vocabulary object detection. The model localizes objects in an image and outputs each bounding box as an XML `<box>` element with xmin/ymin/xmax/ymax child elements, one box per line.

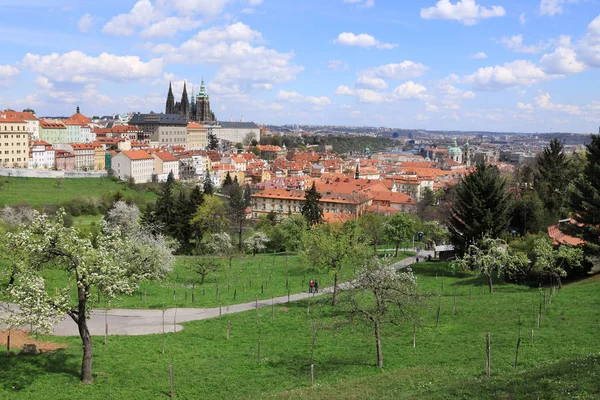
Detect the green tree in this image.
<box><xmin>300</xmin><ymin>222</ymin><xmax>369</xmax><ymax>306</ymax></box>
<box><xmin>222</xmin><ymin>172</ymin><xmax>233</xmax><ymax>195</ymax></box>
<box><xmin>532</xmin><ymin>237</ymin><xmax>584</xmax><ymax>288</ymax></box>
<box><xmin>279</xmin><ymin>214</ymin><xmax>307</xmax><ymax>252</ymax></box>
<box><xmin>345</xmin><ymin>256</ymin><xmax>421</xmax><ymax>368</ymax></box>
<box><xmin>384</xmin><ymin>213</ymin><xmax>418</xmax><ymax>257</ymax></box>
<box><xmin>191</xmin><ymin>195</ymin><xmax>229</xmax><ymax>238</ymax></box>
<box><xmin>448</xmin><ymin>163</ymin><xmax>512</xmax><ymax>256</ymax></box>
<box><xmin>244</xmin><ymin>231</ymin><xmax>270</xmax><ymax>256</ymax></box>
<box><xmin>421</xmin><ymin>221</ymin><xmax>449</xmax><ymax>248</ymax></box>
<box><xmin>228</xmin><ymin>182</ymin><xmax>251</xmax><ymax>251</ymax></box>
<box><xmin>2</xmin><ymin>211</ymin><xmax>173</xmax><ymax>383</ymax></box>
<box><xmin>155</xmin><ymin>174</ymin><xmax>175</xmax><ymax>235</ymax></box>
<box><xmin>172</xmin><ymin>190</ymin><xmax>196</xmax><ymax>253</ymax></box>
<box><xmin>453</xmin><ymin>236</ymin><xmax>528</xmax><ymax>294</ymax></box>
<box><xmin>358</xmin><ymin>213</ymin><xmax>388</xmax><ymax>255</ymax></box>
<box><xmin>570</xmin><ymin>135</ymin><xmax>600</xmax><ymax>254</ymax></box>
<box><xmin>301</xmin><ymin>182</ymin><xmax>324</xmax><ymax>226</ymax></box>
<box><xmin>207</xmin><ymin>132</ymin><xmax>219</xmax><ymax>150</ymax></box>
<box><xmin>203</xmin><ymin>170</ymin><xmax>214</xmax><ymax>195</ymax></box>
<box><xmin>534</xmin><ymin>139</ymin><xmax>570</xmax><ymax>223</ymax></box>
<box><xmin>511</xmin><ymin>190</ymin><xmax>546</xmax><ymax>235</ymax></box>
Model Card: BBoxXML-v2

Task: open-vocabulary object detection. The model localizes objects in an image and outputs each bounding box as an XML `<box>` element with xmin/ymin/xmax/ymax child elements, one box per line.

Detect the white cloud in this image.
<box><xmin>576</xmin><ymin>15</ymin><xmax>600</xmax><ymax>68</ymax></box>
<box><xmin>21</xmin><ymin>51</ymin><xmax>163</xmax><ymax>84</ymax></box>
<box><xmin>416</xmin><ymin>114</ymin><xmax>430</xmax><ymax>121</ymax></box>
<box><xmin>102</xmin><ymin>0</ymin><xmax>154</xmax><ymax>36</ymax></box>
<box><xmin>540</xmin><ymin>0</ymin><xmax>578</xmax><ymax>17</ymax></box>
<box><xmin>344</xmin><ymin>0</ymin><xmax>375</xmax><ymax>8</ymax></box>
<box><xmin>539</xmin><ymin>46</ymin><xmax>587</xmax><ymax>74</ymax></box>
<box><xmin>78</xmin><ymin>13</ymin><xmax>94</xmax><ymax>33</ymax></box>
<box><xmin>356</xmin><ymin>89</ymin><xmax>385</xmax><ymax>103</ymax></box>
<box><xmin>333</xmin><ymin>32</ymin><xmax>396</xmax><ymax>49</ymax></box>
<box><xmin>517</xmin><ymin>102</ymin><xmax>533</xmax><ymax>111</ymax></box>
<box><xmin>420</xmin><ymin>0</ymin><xmax>505</xmax><ymax>25</ymax></box>
<box><xmin>328</xmin><ymin>60</ymin><xmax>349</xmax><ymax>70</ymax></box>
<box><xmin>276</xmin><ymin>90</ymin><xmax>331</xmax><ymax>106</ymax></box>
<box><xmin>463</xmin><ymin>60</ymin><xmax>550</xmax><ymax>90</ymax></box>
<box><xmin>356</xmin><ymin>75</ymin><xmax>388</xmax><ymax>90</ymax></box>
<box><xmin>153</xmin><ymin>23</ymin><xmax>302</xmax><ymax>90</ymax></box>
<box><xmin>520</xmin><ymin>13</ymin><xmax>527</xmax><ymax>25</ymax></box>
<box><xmin>172</xmin><ymin>0</ymin><xmax>229</xmax><ymax>16</ymax></box>
<box><xmin>391</xmin><ymin>81</ymin><xmax>427</xmax><ymax>100</ymax></box>
<box><xmin>335</xmin><ymin>85</ymin><xmax>354</xmax><ymax>95</ymax></box>
<box><xmin>140</xmin><ymin>17</ymin><xmax>202</xmax><ymax>38</ymax></box>
<box><xmin>35</xmin><ymin>76</ymin><xmax>53</xmax><ymax>89</ymax></box>
<box><xmin>0</xmin><ymin>65</ymin><xmax>19</xmax><ymax>86</ymax></box>
<box><xmin>535</xmin><ymin>90</ymin><xmax>582</xmax><ymax>115</ymax></box>
<box><xmin>470</xmin><ymin>52</ymin><xmax>487</xmax><ymax>59</ymax></box>
<box><xmin>499</xmin><ymin>35</ymin><xmax>549</xmax><ymax>54</ymax></box>
<box><xmin>358</xmin><ymin>61</ymin><xmax>429</xmax><ymax>81</ymax></box>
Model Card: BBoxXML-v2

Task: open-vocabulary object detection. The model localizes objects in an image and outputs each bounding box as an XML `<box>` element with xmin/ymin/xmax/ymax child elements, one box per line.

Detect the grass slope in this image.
<box><xmin>0</xmin><ymin>263</ymin><xmax>597</xmax><ymax>399</ymax></box>
<box><xmin>0</xmin><ymin>177</ymin><xmax>155</xmax><ymax>207</ymax></box>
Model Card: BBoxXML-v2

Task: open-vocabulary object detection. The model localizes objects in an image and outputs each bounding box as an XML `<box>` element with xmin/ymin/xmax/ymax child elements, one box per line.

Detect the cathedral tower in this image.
<box><xmin>165</xmin><ymin>81</ymin><xmax>175</xmax><ymax>114</ymax></box>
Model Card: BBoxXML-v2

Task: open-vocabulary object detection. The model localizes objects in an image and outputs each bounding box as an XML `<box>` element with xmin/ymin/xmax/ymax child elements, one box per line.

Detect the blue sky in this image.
<box><xmin>0</xmin><ymin>0</ymin><xmax>598</xmax><ymax>132</ymax></box>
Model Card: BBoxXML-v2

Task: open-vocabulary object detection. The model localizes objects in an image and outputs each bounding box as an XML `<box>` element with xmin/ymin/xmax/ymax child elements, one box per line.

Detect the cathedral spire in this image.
<box><xmin>181</xmin><ymin>81</ymin><xmax>190</xmax><ymax>120</ymax></box>
<box><xmin>166</xmin><ymin>81</ymin><xmax>175</xmax><ymax>114</ymax></box>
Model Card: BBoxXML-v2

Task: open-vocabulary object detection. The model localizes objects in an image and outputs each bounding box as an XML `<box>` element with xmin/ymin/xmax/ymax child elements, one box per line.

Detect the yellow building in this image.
<box><xmin>0</xmin><ymin>116</ymin><xmax>30</xmax><ymax>168</ymax></box>
<box><xmin>93</xmin><ymin>144</ymin><xmax>106</xmax><ymax>171</ymax></box>
<box><xmin>187</xmin><ymin>122</ymin><xmax>208</xmax><ymax>150</ymax></box>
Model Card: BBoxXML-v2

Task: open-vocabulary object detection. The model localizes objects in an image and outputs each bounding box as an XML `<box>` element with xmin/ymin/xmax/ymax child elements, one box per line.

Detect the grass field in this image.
<box><xmin>0</xmin><ymin>177</ymin><xmax>156</xmax><ymax>207</ymax></box>
<box><xmin>7</xmin><ymin>252</ymin><xmax>414</xmax><ymax>310</ymax></box>
<box><xmin>0</xmin><ymin>262</ymin><xmax>598</xmax><ymax>399</ymax></box>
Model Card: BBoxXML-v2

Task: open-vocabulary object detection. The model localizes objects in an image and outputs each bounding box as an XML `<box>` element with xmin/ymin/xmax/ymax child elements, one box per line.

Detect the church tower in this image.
<box><xmin>180</xmin><ymin>81</ymin><xmax>190</xmax><ymax>120</ymax></box>
<box><xmin>196</xmin><ymin>77</ymin><xmax>215</xmax><ymax>123</ymax></box>
<box><xmin>165</xmin><ymin>81</ymin><xmax>175</xmax><ymax>114</ymax></box>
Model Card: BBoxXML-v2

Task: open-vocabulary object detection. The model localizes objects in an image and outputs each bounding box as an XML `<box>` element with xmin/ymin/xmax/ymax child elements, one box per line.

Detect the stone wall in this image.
<box><xmin>0</xmin><ymin>168</ymin><xmax>108</xmax><ymax>179</ymax></box>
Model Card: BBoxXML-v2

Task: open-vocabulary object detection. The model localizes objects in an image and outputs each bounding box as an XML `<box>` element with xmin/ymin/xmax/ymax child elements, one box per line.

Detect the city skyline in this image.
<box><xmin>0</xmin><ymin>0</ymin><xmax>598</xmax><ymax>132</ymax></box>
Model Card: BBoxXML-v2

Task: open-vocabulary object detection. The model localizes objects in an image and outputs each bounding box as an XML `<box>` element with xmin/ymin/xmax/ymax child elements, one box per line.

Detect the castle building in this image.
<box><xmin>165</xmin><ymin>79</ymin><xmax>216</xmax><ymax>124</ymax></box>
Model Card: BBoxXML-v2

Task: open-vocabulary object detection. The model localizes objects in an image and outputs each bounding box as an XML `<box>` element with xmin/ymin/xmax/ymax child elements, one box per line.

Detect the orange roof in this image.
<box><xmin>70</xmin><ymin>143</ymin><xmax>95</xmax><ymax>150</ymax></box>
<box><xmin>187</xmin><ymin>122</ymin><xmax>206</xmax><ymax>129</ymax></box>
<box><xmin>121</xmin><ymin>150</ymin><xmax>153</xmax><ymax>161</ymax></box>
<box><xmin>40</xmin><ymin>119</ymin><xmax>66</xmax><ymax>129</ymax></box>
<box><xmin>69</xmin><ymin>111</ymin><xmax>92</xmax><ymax>124</ymax></box>
<box><xmin>154</xmin><ymin>151</ymin><xmax>179</xmax><ymax>162</ymax></box>
<box><xmin>547</xmin><ymin>225</ymin><xmax>585</xmax><ymax>246</ymax></box>
<box><xmin>1</xmin><ymin>111</ymin><xmax>38</xmax><ymax>121</ymax></box>
<box><xmin>323</xmin><ymin>213</ymin><xmax>356</xmax><ymax>224</ymax></box>
<box><xmin>257</xmin><ymin>145</ymin><xmax>283</xmax><ymax>152</ymax></box>
<box><xmin>0</xmin><ymin>116</ymin><xmax>26</xmax><ymax>123</ymax></box>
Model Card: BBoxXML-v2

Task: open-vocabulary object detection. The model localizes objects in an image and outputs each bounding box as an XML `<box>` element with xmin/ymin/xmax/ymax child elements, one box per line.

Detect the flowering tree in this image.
<box><xmin>346</xmin><ymin>257</ymin><xmax>421</xmax><ymax>368</ymax></box>
<box><xmin>453</xmin><ymin>236</ymin><xmax>528</xmax><ymax>294</ymax></box>
<box><xmin>2</xmin><ymin>210</ymin><xmax>173</xmax><ymax>384</ymax></box>
<box><xmin>104</xmin><ymin>201</ymin><xmax>140</xmax><ymax>237</ymax></box>
<box><xmin>532</xmin><ymin>237</ymin><xmax>584</xmax><ymax>288</ymax></box>
<box><xmin>244</xmin><ymin>232</ymin><xmax>270</xmax><ymax>256</ymax></box>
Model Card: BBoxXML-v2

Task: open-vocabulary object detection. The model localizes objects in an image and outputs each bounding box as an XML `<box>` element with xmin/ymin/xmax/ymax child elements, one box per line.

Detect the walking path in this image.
<box><xmin>9</xmin><ymin>251</ymin><xmax>432</xmax><ymax>337</ymax></box>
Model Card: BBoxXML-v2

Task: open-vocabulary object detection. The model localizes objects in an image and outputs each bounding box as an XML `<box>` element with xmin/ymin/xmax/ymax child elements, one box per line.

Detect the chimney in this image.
<box><xmin>241</xmin><ymin>115</ymin><xmax>244</xmax><ymax>122</ymax></box>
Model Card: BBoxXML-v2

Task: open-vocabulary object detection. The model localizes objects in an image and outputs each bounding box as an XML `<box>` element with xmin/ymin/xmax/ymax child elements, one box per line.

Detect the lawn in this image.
<box><xmin>0</xmin><ymin>177</ymin><xmax>156</xmax><ymax>207</ymax></box>
<box><xmin>0</xmin><ymin>263</ymin><xmax>598</xmax><ymax>399</ymax></box>
<box><xmin>15</xmin><ymin>252</ymin><xmax>414</xmax><ymax>310</ymax></box>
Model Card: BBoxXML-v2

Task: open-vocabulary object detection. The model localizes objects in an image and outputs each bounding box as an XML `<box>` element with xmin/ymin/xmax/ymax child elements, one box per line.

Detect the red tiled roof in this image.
<box><xmin>121</xmin><ymin>150</ymin><xmax>153</xmax><ymax>161</ymax></box>
<box><xmin>154</xmin><ymin>151</ymin><xmax>179</xmax><ymax>162</ymax></box>
<box><xmin>547</xmin><ymin>225</ymin><xmax>585</xmax><ymax>246</ymax></box>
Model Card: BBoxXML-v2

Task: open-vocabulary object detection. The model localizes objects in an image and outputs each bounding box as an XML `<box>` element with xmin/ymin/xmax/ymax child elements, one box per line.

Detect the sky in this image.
<box><xmin>0</xmin><ymin>0</ymin><xmax>598</xmax><ymax>133</ymax></box>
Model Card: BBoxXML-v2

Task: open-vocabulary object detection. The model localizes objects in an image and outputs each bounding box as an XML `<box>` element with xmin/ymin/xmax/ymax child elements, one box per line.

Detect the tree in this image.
<box><xmin>532</xmin><ymin>237</ymin><xmax>584</xmax><ymax>288</ymax></box>
<box><xmin>228</xmin><ymin>182</ymin><xmax>251</xmax><ymax>251</ymax></box>
<box><xmin>2</xmin><ymin>211</ymin><xmax>173</xmax><ymax>384</ymax></box>
<box><xmin>279</xmin><ymin>214</ymin><xmax>307</xmax><ymax>252</ymax></box>
<box><xmin>222</xmin><ymin>172</ymin><xmax>233</xmax><ymax>195</ymax></box>
<box><xmin>189</xmin><ymin>233</ymin><xmax>232</xmax><ymax>285</ymax></box>
<box><xmin>105</xmin><ymin>201</ymin><xmax>140</xmax><ymax>237</ymax></box>
<box><xmin>172</xmin><ymin>190</ymin><xmax>195</xmax><ymax>253</ymax></box>
<box><xmin>358</xmin><ymin>214</ymin><xmax>388</xmax><ymax>255</ymax></box>
<box><xmin>244</xmin><ymin>232</ymin><xmax>270</xmax><ymax>256</ymax></box>
<box><xmin>0</xmin><ymin>205</ymin><xmax>35</xmax><ymax>227</ymax></box>
<box><xmin>300</xmin><ymin>222</ymin><xmax>369</xmax><ymax>306</ymax></box>
<box><xmin>570</xmin><ymin>135</ymin><xmax>600</xmax><ymax>255</ymax></box>
<box><xmin>191</xmin><ymin>195</ymin><xmax>229</xmax><ymax>237</ymax></box>
<box><xmin>346</xmin><ymin>256</ymin><xmax>421</xmax><ymax>368</ymax></box>
<box><xmin>155</xmin><ymin>173</ymin><xmax>175</xmax><ymax>235</ymax></box>
<box><xmin>510</xmin><ymin>190</ymin><xmax>545</xmax><ymax>236</ymax></box>
<box><xmin>301</xmin><ymin>182</ymin><xmax>324</xmax><ymax>226</ymax></box>
<box><xmin>203</xmin><ymin>170</ymin><xmax>214</xmax><ymax>195</ymax></box>
<box><xmin>207</xmin><ymin>131</ymin><xmax>219</xmax><ymax>150</ymax></box>
<box><xmin>384</xmin><ymin>213</ymin><xmax>418</xmax><ymax>257</ymax></box>
<box><xmin>534</xmin><ymin>139</ymin><xmax>570</xmax><ymax>223</ymax></box>
<box><xmin>421</xmin><ymin>221</ymin><xmax>449</xmax><ymax>248</ymax></box>
<box><xmin>417</xmin><ymin>187</ymin><xmax>442</xmax><ymax>221</ymax></box>
<box><xmin>448</xmin><ymin>163</ymin><xmax>512</xmax><ymax>256</ymax></box>
<box><xmin>453</xmin><ymin>236</ymin><xmax>528</xmax><ymax>294</ymax></box>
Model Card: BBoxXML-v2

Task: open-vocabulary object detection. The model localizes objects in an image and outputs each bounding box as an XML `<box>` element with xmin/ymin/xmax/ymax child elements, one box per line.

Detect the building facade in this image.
<box><xmin>29</xmin><ymin>140</ymin><xmax>55</xmax><ymax>169</ymax></box>
<box><xmin>187</xmin><ymin>122</ymin><xmax>208</xmax><ymax>149</ymax></box>
<box><xmin>112</xmin><ymin>150</ymin><xmax>154</xmax><ymax>183</ymax></box>
<box><xmin>0</xmin><ymin>116</ymin><xmax>30</xmax><ymax>168</ymax></box>
<box><xmin>129</xmin><ymin>113</ymin><xmax>188</xmax><ymax>148</ymax></box>
<box><xmin>39</xmin><ymin>119</ymin><xmax>68</xmax><ymax>144</ymax></box>
<box><xmin>165</xmin><ymin>79</ymin><xmax>216</xmax><ymax>123</ymax></box>
<box><xmin>213</xmin><ymin>122</ymin><xmax>260</xmax><ymax>144</ymax></box>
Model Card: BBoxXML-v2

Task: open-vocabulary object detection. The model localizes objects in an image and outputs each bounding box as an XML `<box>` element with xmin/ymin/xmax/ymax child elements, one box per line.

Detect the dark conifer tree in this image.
<box><xmin>208</xmin><ymin>132</ymin><xmax>219</xmax><ymax>150</ymax></box>
<box><xmin>301</xmin><ymin>182</ymin><xmax>324</xmax><ymax>226</ymax></box>
<box><xmin>228</xmin><ymin>182</ymin><xmax>250</xmax><ymax>251</ymax></box>
<box><xmin>534</xmin><ymin>139</ymin><xmax>569</xmax><ymax>223</ymax></box>
<box><xmin>222</xmin><ymin>172</ymin><xmax>233</xmax><ymax>196</ymax></box>
<box><xmin>570</xmin><ymin>135</ymin><xmax>600</xmax><ymax>254</ymax></box>
<box><xmin>155</xmin><ymin>174</ymin><xmax>175</xmax><ymax>235</ymax></box>
<box><xmin>203</xmin><ymin>170</ymin><xmax>214</xmax><ymax>195</ymax></box>
<box><xmin>448</xmin><ymin>163</ymin><xmax>512</xmax><ymax>256</ymax></box>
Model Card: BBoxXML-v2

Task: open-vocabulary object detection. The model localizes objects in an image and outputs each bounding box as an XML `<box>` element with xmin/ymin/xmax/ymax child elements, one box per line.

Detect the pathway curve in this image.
<box><xmin>31</xmin><ymin>251</ymin><xmax>432</xmax><ymax>337</ymax></box>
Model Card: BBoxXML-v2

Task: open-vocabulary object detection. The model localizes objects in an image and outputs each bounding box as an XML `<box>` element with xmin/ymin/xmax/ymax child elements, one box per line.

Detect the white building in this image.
<box><xmin>29</xmin><ymin>140</ymin><xmax>55</xmax><ymax>169</ymax></box>
<box><xmin>80</xmin><ymin>125</ymin><xmax>95</xmax><ymax>143</ymax></box>
<box><xmin>152</xmin><ymin>151</ymin><xmax>180</xmax><ymax>182</ymax></box>
<box><xmin>112</xmin><ymin>150</ymin><xmax>154</xmax><ymax>183</ymax></box>
<box><xmin>212</xmin><ymin>122</ymin><xmax>260</xmax><ymax>144</ymax></box>
<box><xmin>63</xmin><ymin>120</ymin><xmax>82</xmax><ymax>143</ymax></box>
<box><xmin>0</xmin><ymin>111</ymin><xmax>39</xmax><ymax>140</ymax></box>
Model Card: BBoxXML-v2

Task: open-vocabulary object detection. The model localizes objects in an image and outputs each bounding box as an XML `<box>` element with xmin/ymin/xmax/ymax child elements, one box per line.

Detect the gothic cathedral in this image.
<box><xmin>165</xmin><ymin>79</ymin><xmax>216</xmax><ymax>123</ymax></box>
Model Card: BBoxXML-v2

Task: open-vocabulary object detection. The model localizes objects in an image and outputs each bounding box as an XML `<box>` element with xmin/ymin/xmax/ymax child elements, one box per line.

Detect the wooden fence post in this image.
<box><xmin>104</xmin><ymin>309</ymin><xmax>108</xmax><ymax>346</ymax></box>
<box><xmin>485</xmin><ymin>333</ymin><xmax>491</xmax><ymax>377</ymax></box>
<box><xmin>162</xmin><ymin>310</ymin><xmax>165</xmax><ymax>355</ymax></box>
<box><xmin>413</xmin><ymin>323</ymin><xmax>416</xmax><ymax>348</ymax></box>
<box><xmin>436</xmin><ymin>303</ymin><xmax>441</xmax><ymax>328</ymax></box>
<box><xmin>513</xmin><ymin>337</ymin><xmax>521</xmax><ymax>368</ymax></box>
<box><xmin>169</xmin><ymin>363</ymin><xmax>175</xmax><ymax>398</ymax></box>
<box><xmin>227</xmin><ymin>320</ymin><xmax>230</xmax><ymax>341</ymax></box>
<box><xmin>453</xmin><ymin>296</ymin><xmax>456</xmax><ymax>315</ymax></box>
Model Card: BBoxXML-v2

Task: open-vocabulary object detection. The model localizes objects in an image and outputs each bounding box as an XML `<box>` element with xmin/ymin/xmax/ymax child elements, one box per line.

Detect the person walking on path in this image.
<box><xmin>309</xmin><ymin>279</ymin><xmax>314</xmax><ymax>293</ymax></box>
<box><xmin>314</xmin><ymin>280</ymin><xmax>319</xmax><ymax>294</ymax></box>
